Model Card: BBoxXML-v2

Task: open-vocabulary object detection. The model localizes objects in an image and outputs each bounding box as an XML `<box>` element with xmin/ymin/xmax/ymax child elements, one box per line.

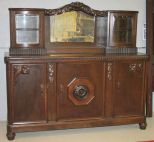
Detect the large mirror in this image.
<box><xmin>45</xmin><ymin>2</ymin><xmax>108</xmax><ymax>53</ymax></box>
<box><xmin>50</xmin><ymin>11</ymin><xmax>95</xmax><ymax>43</ymax></box>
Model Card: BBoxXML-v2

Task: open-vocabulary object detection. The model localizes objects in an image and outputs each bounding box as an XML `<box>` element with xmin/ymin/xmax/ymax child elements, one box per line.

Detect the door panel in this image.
<box><xmin>113</xmin><ymin>62</ymin><xmax>145</xmax><ymax>117</ymax></box>
<box><xmin>12</xmin><ymin>64</ymin><xmax>47</xmax><ymax>123</ymax></box>
<box><xmin>57</xmin><ymin>62</ymin><xmax>104</xmax><ymax>120</ymax></box>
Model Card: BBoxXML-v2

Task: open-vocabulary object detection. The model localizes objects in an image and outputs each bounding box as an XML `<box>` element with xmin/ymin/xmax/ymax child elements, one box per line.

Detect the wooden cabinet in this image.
<box><xmin>9</xmin><ymin>7</ymin><xmax>138</xmax><ymax>50</ymax></box>
<box><xmin>9</xmin><ymin>8</ymin><xmax>45</xmax><ymax>48</ymax></box>
<box><xmin>113</xmin><ymin>62</ymin><xmax>145</xmax><ymax>117</ymax></box>
<box><xmin>7</xmin><ymin>63</ymin><xmax>47</xmax><ymax>123</ymax></box>
<box><xmin>6</xmin><ymin>62</ymin><xmax>48</xmax><ymax>139</ymax></box>
<box><xmin>56</xmin><ymin>62</ymin><xmax>104</xmax><ymax>120</ymax></box>
<box><xmin>5</xmin><ymin>2</ymin><xmax>148</xmax><ymax>141</ymax></box>
<box><xmin>5</xmin><ymin>56</ymin><xmax>148</xmax><ymax>140</ymax></box>
<box><xmin>146</xmin><ymin>0</ymin><xmax>154</xmax><ymax>116</ymax></box>
<box><xmin>104</xmin><ymin>61</ymin><xmax>146</xmax><ymax>119</ymax></box>
<box><xmin>107</xmin><ymin>11</ymin><xmax>138</xmax><ymax>48</ymax></box>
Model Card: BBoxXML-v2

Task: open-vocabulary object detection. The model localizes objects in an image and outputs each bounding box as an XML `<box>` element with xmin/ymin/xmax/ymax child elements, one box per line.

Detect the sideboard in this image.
<box><xmin>5</xmin><ymin>53</ymin><xmax>148</xmax><ymax>140</ymax></box>
<box><xmin>5</xmin><ymin>2</ymin><xmax>149</xmax><ymax>140</ymax></box>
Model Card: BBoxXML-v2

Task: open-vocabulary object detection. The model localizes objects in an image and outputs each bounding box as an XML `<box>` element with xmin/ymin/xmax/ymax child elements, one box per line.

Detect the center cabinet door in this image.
<box><xmin>57</xmin><ymin>62</ymin><xmax>104</xmax><ymax>121</ymax></box>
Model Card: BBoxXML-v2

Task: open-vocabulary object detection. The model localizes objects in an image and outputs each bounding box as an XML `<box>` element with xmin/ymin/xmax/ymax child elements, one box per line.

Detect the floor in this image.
<box><xmin>0</xmin><ymin>117</ymin><xmax>154</xmax><ymax>142</ymax></box>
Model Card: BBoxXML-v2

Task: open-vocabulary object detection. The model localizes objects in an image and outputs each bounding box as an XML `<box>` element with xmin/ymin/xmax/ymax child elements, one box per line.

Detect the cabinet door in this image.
<box><xmin>113</xmin><ymin>62</ymin><xmax>146</xmax><ymax>117</ymax></box>
<box><xmin>108</xmin><ymin>11</ymin><xmax>138</xmax><ymax>48</ymax></box>
<box><xmin>10</xmin><ymin>64</ymin><xmax>47</xmax><ymax>123</ymax></box>
<box><xmin>9</xmin><ymin>9</ymin><xmax>44</xmax><ymax>48</ymax></box>
<box><xmin>57</xmin><ymin>62</ymin><xmax>104</xmax><ymax>121</ymax></box>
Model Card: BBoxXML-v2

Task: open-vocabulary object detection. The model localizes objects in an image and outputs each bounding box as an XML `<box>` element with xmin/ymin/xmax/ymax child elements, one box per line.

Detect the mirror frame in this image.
<box><xmin>45</xmin><ymin>2</ymin><xmax>108</xmax><ymax>54</ymax></box>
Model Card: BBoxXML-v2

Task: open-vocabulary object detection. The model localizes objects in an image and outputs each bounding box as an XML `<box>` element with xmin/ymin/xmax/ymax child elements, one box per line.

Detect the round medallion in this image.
<box><xmin>73</xmin><ymin>85</ymin><xmax>89</xmax><ymax>100</ymax></box>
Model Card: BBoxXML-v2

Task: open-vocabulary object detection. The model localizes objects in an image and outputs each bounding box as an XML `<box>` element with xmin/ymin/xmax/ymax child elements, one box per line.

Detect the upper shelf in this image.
<box><xmin>9</xmin><ymin>2</ymin><xmax>138</xmax><ymax>55</ymax></box>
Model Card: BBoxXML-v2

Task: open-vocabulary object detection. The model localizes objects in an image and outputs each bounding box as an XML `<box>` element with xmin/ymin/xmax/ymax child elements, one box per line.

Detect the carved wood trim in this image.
<box><xmin>67</xmin><ymin>78</ymin><xmax>95</xmax><ymax>106</ymax></box>
<box><xmin>13</xmin><ymin>65</ymin><xmax>30</xmax><ymax>84</ymax></box>
<box><xmin>129</xmin><ymin>63</ymin><xmax>143</xmax><ymax>72</ymax></box>
<box><xmin>13</xmin><ymin>65</ymin><xmax>30</xmax><ymax>77</ymax></box>
<box><xmin>45</xmin><ymin>2</ymin><xmax>108</xmax><ymax>16</ymax></box>
<box><xmin>48</xmin><ymin>63</ymin><xmax>54</xmax><ymax>84</ymax></box>
<box><xmin>107</xmin><ymin>63</ymin><xmax>112</xmax><ymax>81</ymax></box>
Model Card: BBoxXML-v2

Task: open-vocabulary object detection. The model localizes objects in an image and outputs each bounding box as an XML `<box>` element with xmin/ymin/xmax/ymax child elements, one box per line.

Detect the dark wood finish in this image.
<box><xmin>9</xmin><ymin>3</ymin><xmax>138</xmax><ymax>52</ymax></box>
<box><xmin>107</xmin><ymin>11</ymin><xmax>138</xmax><ymax>48</ymax></box>
<box><xmin>5</xmin><ymin>3</ymin><xmax>147</xmax><ymax>140</ymax></box>
<box><xmin>9</xmin><ymin>8</ymin><xmax>45</xmax><ymax>48</ymax></box>
<box><xmin>5</xmin><ymin>54</ymin><xmax>148</xmax><ymax>140</ymax></box>
<box><xmin>146</xmin><ymin>0</ymin><xmax>154</xmax><ymax>116</ymax></box>
<box><xmin>113</xmin><ymin>62</ymin><xmax>145</xmax><ymax>116</ymax></box>
<box><xmin>45</xmin><ymin>2</ymin><xmax>108</xmax><ymax>16</ymax></box>
<box><xmin>57</xmin><ymin>62</ymin><xmax>104</xmax><ymax>120</ymax></box>
<box><xmin>6</xmin><ymin>63</ymin><xmax>47</xmax><ymax>124</ymax></box>
<box><xmin>139</xmin><ymin>121</ymin><xmax>147</xmax><ymax>130</ymax></box>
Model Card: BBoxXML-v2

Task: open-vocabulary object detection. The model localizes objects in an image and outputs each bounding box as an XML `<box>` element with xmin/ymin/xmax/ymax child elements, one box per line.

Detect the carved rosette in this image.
<box><xmin>73</xmin><ymin>85</ymin><xmax>89</xmax><ymax>100</ymax></box>
<box><xmin>45</xmin><ymin>2</ymin><xmax>108</xmax><ymax>17</ymax></box>
<box><xmin>67</xmin><ymin>78</ymin><xmax>95</xmax><ymax>106</ymax></box>
<box><xmin>107</xmin><ymin>63</ymin><xmax>112</xmax><ymax>81</ymax></box>
<box><xmin>129</xmin><ymin>63</ymin><xmax>143</xmax><ymax>72</ymax></box>
<box><xmin>48</xmin><ymin>63</ymin><xmax>54</xmax><ymax>84</ymax></box>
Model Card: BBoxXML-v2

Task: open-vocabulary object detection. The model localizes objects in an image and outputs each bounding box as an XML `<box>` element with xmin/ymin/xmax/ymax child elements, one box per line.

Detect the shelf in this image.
<box><xmin>16</xmin><ymin>28</ymin><xmax>39</xmax><ymax>31</ymax></box>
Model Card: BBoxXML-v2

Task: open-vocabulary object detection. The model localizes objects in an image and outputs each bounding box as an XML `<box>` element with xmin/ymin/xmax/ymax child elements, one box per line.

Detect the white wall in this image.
<box><xmin>0</xmin><ymin>0</ymin><xmax>151</xmax><ymax>121</ymax></box>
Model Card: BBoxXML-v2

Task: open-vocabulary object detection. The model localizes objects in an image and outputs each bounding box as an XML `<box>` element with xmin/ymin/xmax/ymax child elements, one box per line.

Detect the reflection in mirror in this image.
<box><xmin>50</xmin><ymin>11</ymin><xmax>95</xmax><ymax>42</ymax></box>
<box><xmin>112</xmin><ymin>16</ymin><xmax>132</xmax><ymax>43</ymax></box>
<box><xmin>95</xmin><ymin>17</ymin><xmax>108</xmax><ymax>47</ymax></box>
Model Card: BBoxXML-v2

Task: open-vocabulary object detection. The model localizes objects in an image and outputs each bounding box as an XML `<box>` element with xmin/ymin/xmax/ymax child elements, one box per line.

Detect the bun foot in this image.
<box><xmin>6</xmin><ymin>132</ymin><xmax>16</xmax><ymax>140</ymax></box>
<box><xmin>139</xmin><ymin>122</ymin><xmax>147</xmax><ymax>130</ymax></box>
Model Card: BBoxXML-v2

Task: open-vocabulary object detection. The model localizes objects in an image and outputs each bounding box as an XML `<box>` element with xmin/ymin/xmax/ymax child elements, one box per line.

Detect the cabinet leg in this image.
<box><xmin>6</xmin><ymin>132</ymin><xmax>16</xmax><ymax>140</ymax></box>
<box><xmin>139</xmin><ymin>121</ymin><xmax>147</xmax><ymax>130</ymax></box>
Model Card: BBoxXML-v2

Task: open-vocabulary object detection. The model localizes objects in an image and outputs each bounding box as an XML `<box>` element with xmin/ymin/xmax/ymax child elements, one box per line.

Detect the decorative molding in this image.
<box><xmin>67</xmin><ymin>78</ymin><xmax>94</xmax><ymax>106</ymax></box>
<box><xmin>13</xmin><ymin>65</ymin><xmax>30</xmax><ymax>83</ymax></box>
<box><xmin>45</xmin><ymin>2</ymin><xmax>108</xmax><ymax>17</ymax></box>
<box><xmin>107</xmin><ymin>63</ymin><xmax>112</xmax><ymax>81</ymax></box>
<box><xmin>48</xmin><ymin>63</ymin><xmax>54</xmax><ymax>84</ymax></box>
<box><xmin>129</xmin><ymin>63</ymin><xmax>143</xmax><ymax>72</ymax></box>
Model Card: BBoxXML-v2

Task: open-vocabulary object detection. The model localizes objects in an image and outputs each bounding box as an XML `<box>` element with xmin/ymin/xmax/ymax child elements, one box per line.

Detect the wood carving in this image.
<box><xmin>48</xmin><ymin>63</ymin><xmax>54</xmax><ymax>84</ymax></box>
<box><xmin>107</xmin><ymin>63</ymin><xmax>112</xmax><ymax>80</ymax></box>
<box><xmin>129</xmin><ymin>63</ymin><xmax>143</xmax><ymax>72</ymax></box>
<box><xmin>45</xmin><ymin>2</ymin><xmax>108</xmax><ymax>16</ymax></box>
<box><xmin>73</xmin><ymin>85</ymin><xmax>89</xmax><ymax>100</ymax></box>
<box><xmin>67</xmin><ymin>78</ymin><xmax>95</xmax><ymax>106</ymax></box>
<box><xmin>13</xmin><ymin>65</ymin><xmax>30</xmax><ymax>84</ymax></box>
<box><xmin>13</xmin><ymin>65</ymin><xmax>30</xmax><ymax>77</ymax></box>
